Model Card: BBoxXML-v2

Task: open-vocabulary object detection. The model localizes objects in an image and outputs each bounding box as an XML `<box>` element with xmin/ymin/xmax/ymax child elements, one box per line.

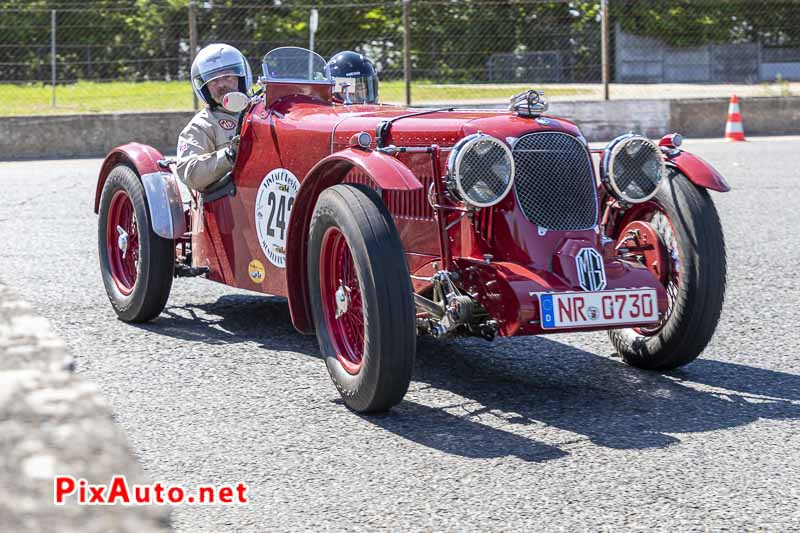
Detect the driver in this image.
<box><xmin>325</xmin><ymin>51</ymin><xmax>379</xmax><ymax>104</ymax></box>
<box><xmin>176</xmin><ymin>43</ymin><xmax>252</xmax><ymax>191</ymax></box>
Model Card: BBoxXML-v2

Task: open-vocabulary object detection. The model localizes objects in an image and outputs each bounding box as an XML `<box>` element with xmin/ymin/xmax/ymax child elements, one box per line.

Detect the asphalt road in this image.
<box><xmin>1</xmin><ymin>137</ymin><xmax>799</xmax><ymax>532</ymax></box>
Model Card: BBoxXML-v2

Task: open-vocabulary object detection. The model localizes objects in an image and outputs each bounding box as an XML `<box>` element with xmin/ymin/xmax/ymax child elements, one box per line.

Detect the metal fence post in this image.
<box><xmin>403</xmin><ymin>0</ymin><xmax>411</xmax><ymax>106</ymax></box>
<box><xmin>51</xmin><ymin>9</ymin><xmax>56</xmax><ymax>107</ymax></box>
<box><xmin>309</xmin><ymin>8</ymin><xmax>318</xmax><ymax>80</ymax></box>
<box><xmin>189</xmin><ymin>0</ymin><xmax>198</xmax><ymax>110</ymax></box>
<box><xmin>601</xmin><ymin>0</ymin><xmax>609</xmax><ymax>100</ymax></box>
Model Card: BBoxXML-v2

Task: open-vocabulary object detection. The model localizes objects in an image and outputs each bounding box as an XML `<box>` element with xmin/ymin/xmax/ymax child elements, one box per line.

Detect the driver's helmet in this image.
<box><xmin>325</xmin><ymin>51</ymin><xmax>379</xmax><ymax>104</ymax></box>
<box><xmin>191</xmin><ymin>43</ymin><xmax>253</xmax><ymax>107</ymax></box>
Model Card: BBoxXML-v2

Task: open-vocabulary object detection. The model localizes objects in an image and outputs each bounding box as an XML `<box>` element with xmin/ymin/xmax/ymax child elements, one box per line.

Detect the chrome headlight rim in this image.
<box><xmin>446</xmin><ymin>133</ymin><xmax>515</xmax><ymax>209</ymax></box>
<box><xmin>601</xmin><ymin>134</ymin><xmax>667</xmax><ymax>204</ymax></box>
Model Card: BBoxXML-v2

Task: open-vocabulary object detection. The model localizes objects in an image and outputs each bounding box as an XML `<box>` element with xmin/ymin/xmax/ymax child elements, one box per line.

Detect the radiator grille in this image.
<box><xmin>512</xmin><ymin>132</ymin><xmax>598</xmax><ymax>231</ymax></box>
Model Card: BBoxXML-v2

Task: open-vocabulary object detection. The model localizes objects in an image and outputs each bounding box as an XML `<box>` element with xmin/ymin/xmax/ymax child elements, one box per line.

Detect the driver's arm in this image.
<box><xmin>175</xmin><ymin>122</ymin><xmax>232</xmax><ymax>191</ymax></box>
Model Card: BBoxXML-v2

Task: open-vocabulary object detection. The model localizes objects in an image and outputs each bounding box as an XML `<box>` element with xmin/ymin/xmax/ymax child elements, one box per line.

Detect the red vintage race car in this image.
<box><xmin>95</xmin><ymin>47</ymin><xmax>728</xmax><ymax>413</ymax></box>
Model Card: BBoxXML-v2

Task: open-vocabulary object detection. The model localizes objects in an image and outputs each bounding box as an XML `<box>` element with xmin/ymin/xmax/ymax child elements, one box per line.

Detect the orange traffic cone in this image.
<box><xmin>724</xmin><ymin>94</ymin><xmax>746</xmax><ymax>141</ymax></box>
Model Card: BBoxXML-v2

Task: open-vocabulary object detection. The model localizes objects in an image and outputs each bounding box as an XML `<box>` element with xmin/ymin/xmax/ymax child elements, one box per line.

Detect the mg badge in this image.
<box><xmin>576</xmin><ymin>248</ymin><xmax>607</xmax><ymax>291</ymax></box>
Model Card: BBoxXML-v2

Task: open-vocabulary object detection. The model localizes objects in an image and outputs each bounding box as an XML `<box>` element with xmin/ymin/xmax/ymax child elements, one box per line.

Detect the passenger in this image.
<box><xmin>325</xmin><ymin>51</ymin><xmax>380</xmax><ymax>105</ymax></box>
<box><xmin>176</xmin><ymin>43</ymin><xmax>252</xmax><ymax>191</ymax></box>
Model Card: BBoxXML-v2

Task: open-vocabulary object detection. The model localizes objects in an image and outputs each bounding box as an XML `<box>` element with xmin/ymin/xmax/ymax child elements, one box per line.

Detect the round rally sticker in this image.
<box><xmin>255</xmin><ymin>168</ymin><xmax>300</xmax><ymax>268</ymax></box>
<box><xmin>248</xmin><ymin>259</ymin><xmax>265</xmax><ymax>284</ymax></box>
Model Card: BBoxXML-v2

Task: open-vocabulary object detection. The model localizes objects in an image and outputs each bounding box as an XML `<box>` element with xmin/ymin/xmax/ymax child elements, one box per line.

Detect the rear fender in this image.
<box><xmin>285</xmin><ymin>148</ymin><xmax>423</xmax><ymax>334</ymax></box>
<box><xmin>667</xmin><ymin>151</ymin><xmax>730</xmax><ymax>192</ymax></box>
<box><xmin>95</xmin><ymin>143</ymin><xmax>186</xmax><ymax>239</ymax></box>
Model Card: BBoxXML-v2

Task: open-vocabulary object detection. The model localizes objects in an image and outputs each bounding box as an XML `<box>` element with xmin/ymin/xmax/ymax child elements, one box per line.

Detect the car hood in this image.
<box><xmin>273</xmin><ymin>100</ymin><xmax>584</xmax><ymax>151</ymax></box>
<box><xmin>329</xmin><ymin>107</ymin><xmax>584</xmax><ymax>150</ymax></box>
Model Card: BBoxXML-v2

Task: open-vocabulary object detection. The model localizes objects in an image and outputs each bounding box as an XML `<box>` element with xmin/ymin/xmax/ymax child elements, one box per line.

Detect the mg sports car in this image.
<box><xmin>95</xmin><ymin>47</ymin><xmax>728</xmax><ymax>413</ymax></box>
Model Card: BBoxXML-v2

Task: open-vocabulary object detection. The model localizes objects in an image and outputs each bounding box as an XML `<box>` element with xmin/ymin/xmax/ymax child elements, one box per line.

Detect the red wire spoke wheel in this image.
<box><xmin>98</xmin><ymin>165</ymin><xmax>175</xmax><ymax>323</ymax></box>
<box><xmin>608</xmin><ymin>170</ymin><xmax>727</xmax><ymax>370</ymax></box>
<box><xmin>105</xmin><ymin>190</ymin><xmax>139</xmax><ymax>295</ymax></box>
<box><xmin>308</xmin><ymin>184</ymin><xmax>416</xmax><ymax>413</ymax></box>
<box><xmin>319</xmin><ymin>227</ymin><xmax>365</xmax><ymax>375</ymax></box>
<box><xmin>615</xmin><ymin>212</ymin><xmax>677</xmax><ymax>336</ymax></box>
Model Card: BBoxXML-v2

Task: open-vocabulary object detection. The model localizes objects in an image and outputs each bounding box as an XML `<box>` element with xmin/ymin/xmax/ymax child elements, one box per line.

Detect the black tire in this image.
<box><xmin>98</xmin><ymin>164</ymin><xmax>174</xmax><ymax>322</ymax></box>
<box><xmin>308</xmin><ymin>184</ymin><xmax>416</xmax><ymax>413</ymax></box>
<box><xmin>608</xmin><ymin>170</ymin><xmax>727</xmax><ymax>370</ymax></box>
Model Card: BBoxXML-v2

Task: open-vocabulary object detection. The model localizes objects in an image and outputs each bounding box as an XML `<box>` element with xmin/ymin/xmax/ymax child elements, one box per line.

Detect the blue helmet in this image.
<box><xmin>325</xmin><ymin>51</ymin><xmax>379</xmax><ymax>104</ymax></box>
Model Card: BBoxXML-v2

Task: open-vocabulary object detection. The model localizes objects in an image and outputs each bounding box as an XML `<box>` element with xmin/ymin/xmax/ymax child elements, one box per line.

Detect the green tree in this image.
<box><xmin>616</xmin><ymin>0</ymin><xmax>800</xmax><ymax>48</ymax></box>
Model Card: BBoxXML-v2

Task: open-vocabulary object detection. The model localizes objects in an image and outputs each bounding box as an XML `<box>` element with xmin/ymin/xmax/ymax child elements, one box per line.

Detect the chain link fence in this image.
<box><xmin>1</xmin><ymin>0</ymin><xmax>799</xmax><ymax>115</ymax></box>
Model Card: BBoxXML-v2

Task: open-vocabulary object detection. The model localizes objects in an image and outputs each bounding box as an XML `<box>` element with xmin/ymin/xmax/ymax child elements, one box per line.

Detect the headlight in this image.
<box><xmin>446</xmin><ymin>134</ymin><xmax>515</xmax><ymax>208</ymax></box>
<box><xmin>601</xmin><ymin>134</ymin><xmax>667</xmax><ymax>203</ymax></box>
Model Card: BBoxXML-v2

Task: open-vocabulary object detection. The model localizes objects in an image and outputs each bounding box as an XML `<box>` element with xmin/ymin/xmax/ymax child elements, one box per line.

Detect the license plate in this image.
<box><xmin>538</xmin><ymin>289</ymin><xmax>658</xmax><ymax>329</ymax></box>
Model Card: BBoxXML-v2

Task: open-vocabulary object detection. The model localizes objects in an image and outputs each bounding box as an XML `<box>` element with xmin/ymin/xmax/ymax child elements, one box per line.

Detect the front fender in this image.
<box><xmin>94</xmin><ymin>143</ymin><xmax>164</xmax><ymax>213</ymax></box>
<box><xmin>140</xmin><ymin>171</ymin><xmax>187</xmax><ymax>239</ymax></box>
<box><xmin>308</xmin><ymin>148</ymin><xmax>424</xmax><ymax>192</ymax></box>
<box><xmin>95</xmin><ymin>143</ymin><xmax>186</xmax><ymax>240</ymax></box>
<box><xmin>667</xmin><ymin>151</ymin><xmax>730</xmax><ymax>192</ymax></box>
<box><xmin>285</xmin><ymin>148</ymin><xmax>423</xmax><ymax>334</ymax></box>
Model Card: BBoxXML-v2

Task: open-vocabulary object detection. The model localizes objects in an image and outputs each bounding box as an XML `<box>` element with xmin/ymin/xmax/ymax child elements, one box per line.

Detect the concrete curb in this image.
<box><xmin>0</xmin><ymin>279</ymin><xmax>171</xmax><ymax>532</ymax></box>
<box><xmin>1</xmin><ymin>95</ymin><xmax>799</xmax><ymax>160</ymax></box>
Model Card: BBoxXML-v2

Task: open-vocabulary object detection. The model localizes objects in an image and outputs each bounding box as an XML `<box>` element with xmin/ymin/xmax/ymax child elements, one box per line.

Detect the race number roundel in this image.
<box><xmin>255</xmin><ymin>168</ymin><xmax>300</xmax><ymax>268</ymax></box>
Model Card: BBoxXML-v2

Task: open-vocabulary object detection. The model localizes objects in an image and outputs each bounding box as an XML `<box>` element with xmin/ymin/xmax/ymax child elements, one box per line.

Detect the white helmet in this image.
<box><xmin>191</xmin><ymin>43</ymin><xmax>253</xmax><ymax>106</ymax></box>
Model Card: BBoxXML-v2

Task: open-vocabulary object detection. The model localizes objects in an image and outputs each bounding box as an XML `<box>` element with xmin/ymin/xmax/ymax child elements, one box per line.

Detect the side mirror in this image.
<box><xmin>221</xmin><ymin>92</ymin><xmax>249</xmax><ymax>113</ymax></box>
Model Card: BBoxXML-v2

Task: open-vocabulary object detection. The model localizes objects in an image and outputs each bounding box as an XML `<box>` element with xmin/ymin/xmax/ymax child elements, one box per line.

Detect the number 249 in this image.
<box><xmin>265</xmin><ymin>192</ymin><xmax>294</xmax><ymax>241</ymax></box>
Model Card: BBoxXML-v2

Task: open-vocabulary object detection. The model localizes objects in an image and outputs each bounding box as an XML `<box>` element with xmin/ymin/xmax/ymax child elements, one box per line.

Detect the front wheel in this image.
<box><xmin>608</xmin><ymin>170</ymin><xmax>727</xmax><ymax>370</ymax></box>
<box><xmin>98</xmin><ymin>164</ymin><xmax>174</xmax><ymax>322</ymax></box>
<box><xmin>308</xmin><ymin>184</ymin><xmax>416</xmax><ymax>413</ymax></box>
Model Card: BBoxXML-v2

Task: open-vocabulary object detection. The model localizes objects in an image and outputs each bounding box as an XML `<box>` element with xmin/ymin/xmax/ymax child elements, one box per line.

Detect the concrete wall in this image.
<box><xmin>491</xmin><ymin>96</ymin><xmax>800</xmax><ymax>140</ymax></box>
<box><xmin>2</xmin><ymin>96</ymin><xmax>799</xmax><ymax>160</ymax></box>
<box><xmin>548</xmin><ymin>99</ymin><xmax>670</xmax><ymax>141</ymax></box>
<box><xmin>615</xmin><ymin>23</ymin><xmax>797</xmax><ymax>83</ymax></box>
<box><xmin>669</xmin><ymin>96</ymin><xmax>800</xmax><ymax>138</ymax></box>
<box><xmin>761</xmin><ymin>63</ymin><xmax>800</xmax><ymax>81</ymax></box>
<box><xmin>0</xmin><ymin>111</ymin><xmax>194</xmax><ymax>160</ymax></box>
<box><xmin>0</xmin><ymin>278</ymin><xmax>170</xmax><ymax>532</ymax></box>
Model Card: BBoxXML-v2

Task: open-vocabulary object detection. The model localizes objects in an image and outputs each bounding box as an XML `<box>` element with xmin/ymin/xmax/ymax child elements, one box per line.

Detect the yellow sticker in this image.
<box><xmin>248</xmin><ymin>259</ymin><xmax>266</xmax><ymax>284</ymax></box>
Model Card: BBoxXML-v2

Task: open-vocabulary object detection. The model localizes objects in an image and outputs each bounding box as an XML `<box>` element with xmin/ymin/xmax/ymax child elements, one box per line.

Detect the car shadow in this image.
<box><xmin>400</xmin><ymin>335</ymin><xmax>800</xmax><ymax>451</ymax></box>
<box><xmin>340</xmin><ymin>398</ymin><xmax>569</xmax><ymax>463</ymax></box>
<box><xmin>135</xmin><ymin>293</ymin><xmax>319</xmax><ymax>356</ymax></box>
<box><xmin>138</xmin><ymin>293</ymin><xmax>800</xmax><ymax>459</ymax></box>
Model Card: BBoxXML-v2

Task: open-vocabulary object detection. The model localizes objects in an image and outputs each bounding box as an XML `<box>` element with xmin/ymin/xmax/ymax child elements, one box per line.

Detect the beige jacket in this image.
<box><xmin>176</xmin><ymin>107</ymin><xmax>240</xmax><ymax>191</ymax></box>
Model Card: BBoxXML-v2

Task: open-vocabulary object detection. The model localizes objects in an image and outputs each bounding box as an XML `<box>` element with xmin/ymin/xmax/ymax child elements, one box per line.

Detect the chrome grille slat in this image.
<box><xmin>512</xmin><ymin>132</ymin><xmax>598</xmax><ymax>231</ymax></box>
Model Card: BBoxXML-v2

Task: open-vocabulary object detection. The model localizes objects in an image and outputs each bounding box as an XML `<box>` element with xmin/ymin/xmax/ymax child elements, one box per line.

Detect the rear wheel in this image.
<box><xmin>608</xmin><ymin>171</ymin><xmax>726</xmax><ymax>370</ymax></box>
<box><xmin>308</xmin><ymin>184</ymin><xmax>416</xmax><ymax>413</ymax></box>
<box><xmin>98</xmin><ymin>165</ymin><xmax>174</xmax><ymax>322</ymax></box>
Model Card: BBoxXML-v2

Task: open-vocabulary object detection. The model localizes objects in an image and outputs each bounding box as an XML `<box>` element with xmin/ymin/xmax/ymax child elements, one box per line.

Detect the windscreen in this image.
<box><xmin>262</xmin><ymin>47</ymin><xmax>329</xmax><ymax>82</ymax></box>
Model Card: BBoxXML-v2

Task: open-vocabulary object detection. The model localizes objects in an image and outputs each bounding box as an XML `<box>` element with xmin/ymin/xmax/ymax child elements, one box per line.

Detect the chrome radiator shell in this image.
<box><xmin>511</xmin><ymin>132</ymin><xmax>598</xmax><ymax>231</ymax></box>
